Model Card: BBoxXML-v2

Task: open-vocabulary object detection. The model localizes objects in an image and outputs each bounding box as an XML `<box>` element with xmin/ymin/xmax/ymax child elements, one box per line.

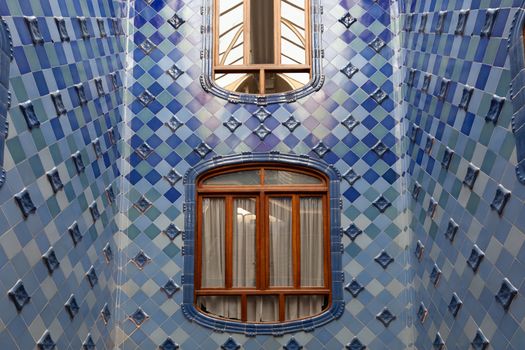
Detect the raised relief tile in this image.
<box><xmin>345</xmin><ymin>279</ymin><xmax>364</xmax><ymax>298</ymax></box>
<box><xmin>344</xmin><ymin>224</ymin><xmax>362</xmax><ymax>241</ymax></box>
<box><xmin>338</xmin><ymin>13</ymin><xmax>357</xmax><ymax>29</ymax></box>
<box><xmin>313</xmin><ymin>141</ymin><xmax>329</xmax><ymax>158</ymax></box>
<box><xmin>69</xmin><ymin>222</ymin><xmax>82</xmax><ymax>245</ymax></box>
<box><xmin>430</xmin><ymin>264</ymin><xmax>441</xmax><ymax>286</ymax></box>
<box><xmin>480</xmin><ymin>9</ymin><xmax>498</xmax><ymax>37</ymax></box>
<box><xmin>415</xmin><ymin>240</ymin><xmax>424</xmax><ymax>262</ymax></box>
<box><xmin>254</xmin><ymin>124</ymin><xmax>271</xmax><ymax>140</ymax></box>
<box><xmin>94</xmin><ymin>78</ymin><xmax>104</xmax><ymax>97</ymax></box>
<box><xmin>428</xmin><ymin>197</ymin><xmax>437</xmax><ymax>218</ymax></box>
<box><xmin>374</xmin><ymin>250</ymin><xmax>394</xmax><ymax>269</ymax></box>
<box><xmin>77</xmin><ymin>17</ymin><xmax>90</xmax><ymax>39</ymax></box>
<box><xmin>65</xmin><ymin>294</ymin><xmax>80</xmax><ymax>319</ymax></box>
<box><xmin>75</xmin><ymin>83</ymin><xmax>87</xmax><ymax>105</ymax></box>
<box><xmin>224</xmin><ymin>116</ymin><xmax>241</xmax><ymax>132</ymax></box>
<box><xmin>495</xmin><ymin>278</ymin><xmax>518</xmax><ymax>311</ymax></box>
<box><xmin>417</xmin><ymin>302</ymin><xmax>428</xmax><ymax>323</ymax></box>
<box><xmin>132</xmin><ymin>250</ymin><xmax>151</xmax><ymax>269</ymax></box>
<box><xmin>448</xmin><ymin>292</ymin><xmax>462</xmax><ymax>317</ymax></box>
<box><xmin>130</xmin><ymin>308</ymin><xmax>149</xmax><ymax>327</ymax></box>
<box><xmin>162</xmin><ymin>279</ymin><xmax>181</xmax><ymax>298</ymax></box>
<box><xmin>20</xmin><ymin>101</ymin><xmax>40</xmax><ymax>129</ymax></box>
<box><xmin>463</xmin><ymin>163</ymin><xmax>479</xmax><ymax>189</ymax></box>
<box><xmin>490</xmin><ymin>184</ymin><xmax>511</xmax><ymax>215</ymax></box>
<box><xmin>103</xmin><ymin>242</ymin><xmax>113</xmax><ymax>263</ymax></box>
<box><xmin>441</xmin><ymin>147</ymin><xmax>453</xmax><ymax>169</ymax></box>
<box><xmin>8</xmin><ymin>279</ymin><xmax>31</xmax><ymax>311</ymax></box>
<box><xmin>283</xmin><ymin>116</ymin><xmax>300</xmax><ymax>132</ymax></box>
<box><xmin>136</xmin><ymin>142</ymin><xmax>153</xmax><ymax>159</ymax></box>
<box><xmin>165</xmin><ymin>169</ymin><xmax>182</xmax><ymax>186</ymax></box>
<box><xmin>412</xmin><ymin>182</ymin><xmax>421</xmax><ymax>200</ymax></box>
<box><xmin>471</xmin><ymin>329</ymin><xmax>489</xmax><ymax>350</ymax></box>
<box><xmin>433</xmin><ymin>333</ymin><xmax>445</xmax><ymax>350</ymax></box>
<box><xmin>485</xmin><ymin>95</ymin><xmax>505</xmax><ymax>123</ymax></box>
<box><xmin>284</xmin><ymin>337</ymin><xmax>303</xmax><ymax>350</ymax></box>
<box><xmin>404</xmin><ymin>14</ymin><xmax>413</xmax><ymax>32</ymax></box>
<box><xmin>254</xmin><ymin>108</ymin><xmax>270</xmax><ymax>122</ymax></box>
<box><xmin>55</xmin><ymin>17</ymin><xmax>70</xmax><ymax>41</ymax></box>
<box><xmin>83</xmin><ymin>334</ymin><xmax>95</xmax><ymax>350</ymax></box>
<box><xmin>196</xmin><ymin>142</ymin><xmax>212</xmax><ymax>158</ymax></box>
<box><xmin>139</xmin><ymin>39</ymin><xmax>155</xmax><ymax>54</ymax></box>
<box><xmin>376</xmin><ymin>308</ymin><xmax>396</xmax><ymax>327</ymax></box>
<box><xmin>467</xmin><ymin>244</ymin><xmax>485</xmax><ymax>272</ymax></box>
<box><xmin>47</xmin><ymin>168</ymin><xmax>63</xmax><ymax>193</ymax></box>
<box><xmin>371</xmin><ymin>89</ymin><xmax>387</xmax><ymax>104</ymax></box>
<box><xmin>134</xmin><ymin>196</ymin><xmax>152</xmax><ymax>213</ymax></box>
<box><xmin>101</xmin><ymin>303</ymin><xmax>111</xmax><ymax>324</ymax></box>
<box><xmin>166</xmin><ymin>116</ymin><xmax>183</xmax><ymax>132</ymax></box>
<box><xmin>97</xmin><ymin>18</ymin><xmax>107</xmax><ymax>37</ymax></box>
<box><xmin>437</xmin><ymin>78</ymin><xmax>450</xmax><ymax>100</ymax></box>
<box><xmin>418</xmin><ymin>13</ymin><xmax>427</xmax><ymax>33</ymax></box>
<box><xmin>89</xmin><ymin>202</ymin><xmax>100</xmax><ymax>222</ymax></box>
<box><xmin>42</xmin><ymin>247</ymin><xmax>60</xmax><ymax>274</ymax></box>
<box><xmin>424</xmin><ymin>136</ymin><xmax>434</xmax><ymax>154</ymax></box>
<box><xmin>37</xmin><ymin>330</ymin><xmax>56</xmax><ymax>350</ymax></box>
<box><xmin>221</xmin><ymin>337</ymin><xmax>241</xmax><ymax>350</ymax></box>
<box><xmin>164</xmin><ymin>224</ymin><xmax>182</xmax><ymax>240</ymax></box>
<box><xmin>369</xmin><ymin>37</ymin><xmax>386</xmax><ymax>53</ymax></box>
<box><xmin>109</xmin><ymin>72</ymin><xmax>119</xmax><ymax>89</ymax></box>
<box><xmin>455</xmin><ymin>10</ymin><xmax>469</xmax><ymax>35</ymax></box>
<box><xmin>15</xmin><ymin>189</ymin><xmax>36</xmax><ymax>217</ymax></box>
<box><xmin>72</xmin><ymin>151</ymin><xmax>85</xmax><ymax>173</ymax></box>
<box><xmin>160</xmin><ymin>338</ymin><xmax>179</xmax><ymax>350</ymax></box>
<box><xmin>86</xmin><ymin>266</ymin><xmax>98</xmax><ymax>288</ymax></box>
<box><xmin>25</xmin><ymin>16</ymin><xmax>44</xmax><ymax>44</ymax></box>
<box><xmin>51</xmin><ymin>92</ymin><xmax>67</xmax><ymax>115</ymax></box>
<box><xmin>373</xmin><ymin>141</ymin><xmax>387</xmax><ymax>157</ymax></box>
<box><xmin>406</xmin><ymin>68</ymin><xmax>416</xmax><ymax>87</ymax></box>
<box><xmin>409</xmin><ymin>125</ymin><xmax>420</xmax><ymax>142</ymax></box>
<box><xmin>445</xmin><ymin>218</ymin><xmax>459</xmax><ymax>242</ymax></box>
<box><xmin>373</xmin><ymin>195</ymin><xmax>391</xmax><ymax>213</ymax></box>
<box><xmin>167</xmin><ymin>65</ymin><xmax>183</xmax><ymax>80</ymax></box>
<box><xmin>341</xmin><ymin>63</ymin><xmax>358</xmax><ymax>79</ymax></box>
<box><xmin>342</xmin><ymin>115</ymin><xmax>359</xmax><ymax>131</ymax></box>
<box><xmin>422</xmin><ymin>74</ymin><xmax>431</xmax><ymax>92</ymax></box>
<box><xmin>138</xmin><ymin>90</ymin><xmax>155</xmax><ymax>106</ymax></box>
<box><xmin>435</xmin><ymin>11</ymin><xmax>447</xmax><ymax>34</ymax></box>
<box><xmin>346</xmin><ymin>337</ymin><xmax>365</xmax><ymax>350</ymax></box>
<box><xmin>168</xmin><ymin>14</ymin><xmax>185</xmax><ymax>29</ymax></box>
<box><xmin>343</xmin><ymin>168</ymin><xmax>360</xmax><ymax>185</ymax></box>
<box><xmin>459</xmin><ymin>86</ymin><xmax>473</xmax><ymax>110</ymax></box>
<box><xmin>92</xmin><ymin>138</ymin><xmax>102</xmax><ymax>158</ymax></box>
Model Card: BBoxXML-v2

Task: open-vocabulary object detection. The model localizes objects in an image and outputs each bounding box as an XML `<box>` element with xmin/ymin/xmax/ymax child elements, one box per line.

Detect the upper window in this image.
<box><xmin>195</xmin><ymin>164</ymin><xmax>330</xmax><ymax>323</ymax></box>
<box><xmin>201</xmin><ymin>0</ymin><xmax>324</xmax><ymax>104</ymax></box>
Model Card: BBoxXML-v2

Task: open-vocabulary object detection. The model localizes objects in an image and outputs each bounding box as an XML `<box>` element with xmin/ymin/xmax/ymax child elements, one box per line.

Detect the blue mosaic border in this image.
<box><xmin>509</xmin><ymin>1</ymin><xmax>525</xmax><ymax>184</ymax></box>
<box><xmin>200</xmin><ymin>0</ymin><xmax>324</xmax><ymax>105</ymax></box>
<box><xmin>0</xmin><ymin>16</ymin><xmax>12</xmax><ymax>188</ymax></box>
<box><xmin>181</xmin><ymin>152</ymin><xmax>344</xmax><ymax>335</ymax></box>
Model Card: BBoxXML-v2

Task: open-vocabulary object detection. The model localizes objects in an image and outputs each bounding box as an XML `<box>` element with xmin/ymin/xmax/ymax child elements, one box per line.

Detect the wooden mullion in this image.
<box><xmin>213</xmin><ymin>0</ymin><xmax>219</xmax><ymax>67</ymax></box>
<box><xmin>214</xmin><ymin>64</ymin><xmax>310</xmax><ymax>72</ymax></box>
<box><xmin>279</xmin><ymin>293</ymin><xmax>285</xmax><ymax>322</ymax></box>
<box><xmin>241</xmin><ymin>294</ymin><xmax>247</xmax><ymax>321</ymax></box>
<box><xmin>305</xmin><ymin>0</ymin><xmax>311</xmax><ymax>66</ymax></box>
<box><xmin>243</xmin><ymin>0</ymin><xmax>250</xmax><ymax>64</ymax></box>
<box><xmin>259</xmin><ymin>68</ymin><xmax>265</xmax><ymax>95</ymax></box>
<box><xmin>261</xmin><ymin>189</ymin><xmax>268</xmax><ymax>290</ymax></box>
<box><xmin>292</xmin><ymin>195</ymin><xmax>300</xmax><ymax>288</ymax></box>
<box><xmin>196</xmin><ymin>288</ymin><xmax>330</xmax><ymax>295</ymax></box>
<box><xmin>225</xmin><ymin>196</ymin><xmax>233</xmax><ymax>289</ymax></box>
<box><xmin>274</xmin><ymin>0</ymin><xmax>282</xmax><ymax>64</ymax></box>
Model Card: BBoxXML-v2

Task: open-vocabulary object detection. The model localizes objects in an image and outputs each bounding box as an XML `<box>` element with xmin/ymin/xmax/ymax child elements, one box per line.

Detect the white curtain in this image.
<box><xmin>233</xmin><ymin>198</ymin><xmax>256</xmax><ymax>287</ymax></box>
<box><xmin>200</xmin><ymin>198</ymin><xmax>240</xmax><ymax>319</ymax></box>
<box><xmin>269</xmin><ymin>197</ymin><xmax>293</xmax><ymax>287</ymax></box>
<box><xmin>247</xmin><ymin>296</ymin><xmax>279</xmax><ymax>322</ymax></box>
<box><xmin>285</xmin><ymin>295</ymin><xmax>325</xmax><ymax>320</ymax></box>
<box><xmin>300</xmin><ymin>197</ymin><xmax>324</xmax><ymax>287</ymax></box>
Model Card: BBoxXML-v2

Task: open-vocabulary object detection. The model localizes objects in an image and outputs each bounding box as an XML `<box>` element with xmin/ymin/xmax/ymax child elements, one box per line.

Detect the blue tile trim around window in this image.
<box><xmin>182</xmin><ymin>152</ymin><xmax>344</xmax><ymax>335</ymax></box>
<box><xmin>509</xmin><ymin>6</ymin><xmax>525</xmax><ymax>184</ymax></box>
<box><xmin>200</xmin><ymin>0</ymin><xmax>324</xmax><ymax>105</ymax></box>
<box><xmin>0</xmin><ymin>17</ymin><xmax>12</xmax><ymax>188</ymax></box>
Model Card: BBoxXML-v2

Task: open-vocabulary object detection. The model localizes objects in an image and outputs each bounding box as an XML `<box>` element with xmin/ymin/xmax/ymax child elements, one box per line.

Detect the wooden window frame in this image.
<box><xmin>213</xmin><ymin>0</ymin><xmax>312</xmax><ymax>95</ymax></box>
<box><xmin>195</xmin><ymin>164</ymin><xmax>332</xmax><ymax>323</ymax></box>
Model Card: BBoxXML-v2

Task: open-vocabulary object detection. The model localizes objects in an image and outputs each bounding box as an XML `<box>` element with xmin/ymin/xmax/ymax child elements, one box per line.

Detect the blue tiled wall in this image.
<box><xmin>400</xmin><ymin>1</ymin><xmax>525</xmax><ymax>349</ymax></box>
<box><xmin>0</xmin><ymin>0</ymin><xmax>127</xmax><ymax>348</ymax></box>
<box><xmin>118</xmin><ymin>0</ymin><xmax>414</xmax><ymax>348</ymax></box>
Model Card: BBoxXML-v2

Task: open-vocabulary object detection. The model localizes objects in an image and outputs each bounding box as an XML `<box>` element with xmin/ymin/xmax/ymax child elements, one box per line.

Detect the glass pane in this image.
<box><xmin>201</xmin><ymin>198</ymin><xmax>225</xmax><ymax>288</ymax></box>
<box><xmin>249</xmin><ymin>0</ymin><xmax>275</xmax><ymax>64</ymax></box>
<box><xmin>265</xmin><ymin>169</ymin><xmax>322</xmax><ymax>185</ymax></box>
<box><xmin>218</xmin><ymin>0</ymin><xmax>244</xmax><ymax>65</ymax></box>
<box><xmin>214</xmin><ymin>72</ymin><xmax>260</xmax><ymax>94</ymax></box>
<box><xmin>280</xmin><ymin>0</ymin><xmax>306</xmax><ymax>64</ymax></box>
<box><xmin>247</xmin><ymin>296</ymin><xmax>279</xmax><ymax>322</ymax></box>
<box><xmin>197</xmin><ymin>296</ymin><xmax>241</xmax><ymax>320</ymax></box>
<box><xmin>300</xmin><ymin>197</ymin><xmax>324</xmax><ymax>287</ymax></box>
<box><xmin>204</xmin><ymin>170</ymin><xmax>261</xmax><ymax>185</ymax></box>
<box><xmin>269</xmin><ymin>197</ymin><xmax>293</xmax><ymax>287</ymax></box>
<box><xmin>285</xmin><ymin>295</ymin><xmax>327</xmax><ymax>321</ymax></box>
<box><xmin>233</xmin><ymin>198</ymin><xmax>257</xmax><ymax>287</ymax></box>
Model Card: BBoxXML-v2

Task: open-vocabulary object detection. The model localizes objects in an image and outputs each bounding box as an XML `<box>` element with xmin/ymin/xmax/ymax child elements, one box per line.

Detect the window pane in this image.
<box><xmin>280</xmin><ymin>0</ymin><xmax>306</xmax><ymax>64</ymax></box>
<box><xmin>218</xmin><ymin>0</ymin><xmax>244</xmax><ymax>65</ymax></box>
<box><xmin>197</xmin><ymin>296</ymin><xmax>241</xmax><ymax>320</ymax></box>
<box><xmin>300</xmin><ymin>197</ymin><xmax>324</xmax><ymax>287</ymax></box>
<box><xmin>269</xmin><ymin>197</ymin><xmax>293</xmax><ymax>287</ymax></box>
<box><xmin>247</xmin><ymin>296</ymin><xmax>279</xmax><ymax>322</ymax></box>
<box><xmin>265</xmin><ymin>169</ymin><xmax>322</xmax><ymax>185</ymax></box>
<box><xmin>233</xmin><ymin>198</ymin><xmax>257</xmax><ymax>287</ymax></box>
<box><xmin>214</xmin><ymin>72</ymin><xmax>260</xmax><ymax>94</ymax></box>
<box><xmin>285</xmin><ymin>295</ymin><xmax>326</xmax><ymax>320</ymax></box>
<box><xmin>249</xmin><ymin>0</ymin><xmax>275</xmax><ymax>64</ymax></box>
<box><xmin>201</xmin><ymin>198</ymin><xmax>225</xmax><ymax>287</ymax></box>
<box><xmin>204</xmin><ymin>170</ymin><xmax>261</xmax><ymax>185</ymax></box>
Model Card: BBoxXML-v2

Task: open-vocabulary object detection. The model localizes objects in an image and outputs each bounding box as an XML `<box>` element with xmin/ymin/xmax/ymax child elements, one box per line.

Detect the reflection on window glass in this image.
<box><xmin>233</xmin><ymin>198</ymin><xmax>257</xmax><ymax>287</ymax></box>
<box><xmin>264</xmin><ymin>169</ymin><xmax>321</xmax><ymax>185</ymax></box>
<box><xmin>204</xmin><ymin>170</ymin><xmax>261</xmax><ymax>185</ymax></box>
<box><xmin>269</xmin><ymin>197</ymin><xmax>293</xmax><ymax>287</ymax></box>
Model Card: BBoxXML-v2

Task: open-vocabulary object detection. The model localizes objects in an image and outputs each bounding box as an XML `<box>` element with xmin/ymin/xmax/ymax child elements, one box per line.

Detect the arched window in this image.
<box><xmin>201</xmin><ymin>0</ymin><xmax>324</xmax><ymax>104</ymax></box>
<box><xmin>195</xmin><ymin>164</ymin><xmax>330</xmax><ymax>323</ymax></box>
